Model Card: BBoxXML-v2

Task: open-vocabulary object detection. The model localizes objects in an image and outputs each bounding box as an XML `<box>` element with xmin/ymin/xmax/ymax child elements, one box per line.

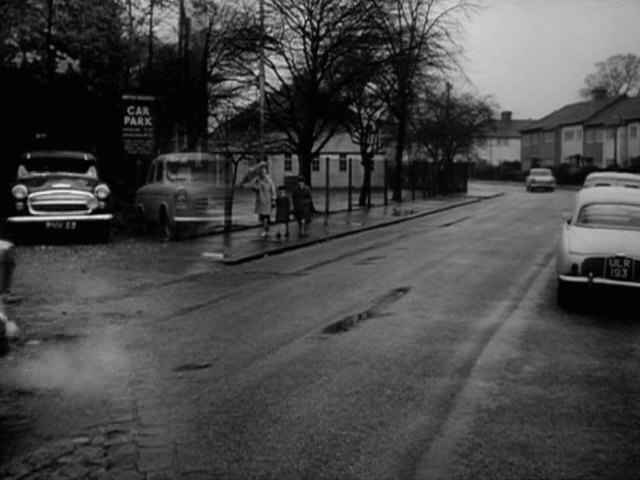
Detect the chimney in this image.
<box><xmin>591</xmin><ymin>87</ymin><xmax>607</xmax><ymax>102</ymax></box>
<box><xmin>500</xmin><ymin>111</ymin><xmax>512</xmax><ymax>123</ymax></box>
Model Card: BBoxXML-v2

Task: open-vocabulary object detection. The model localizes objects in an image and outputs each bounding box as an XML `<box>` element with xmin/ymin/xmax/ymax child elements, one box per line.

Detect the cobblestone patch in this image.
<box><xmin>0</xmin><ymin>422</ymin><xmax>166</xmax><ymax>480</ymax></box>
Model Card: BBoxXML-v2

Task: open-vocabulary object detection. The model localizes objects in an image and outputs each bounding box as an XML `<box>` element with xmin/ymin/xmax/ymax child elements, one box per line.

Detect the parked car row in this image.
<box><xmin>555</xmin><ymin>171</ymin><xmax>640</xmax><ymax>308</ymax></box>
<box><xmin>1</xmin><ymin>150</ymin><xmax>236</xmax><ymax>243</ymax></box>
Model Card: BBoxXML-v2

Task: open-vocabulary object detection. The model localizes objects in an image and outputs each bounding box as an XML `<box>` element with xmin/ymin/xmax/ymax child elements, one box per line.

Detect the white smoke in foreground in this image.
<box><xmin>10</xmin><ymin>329</ymin><xmax>130</xmax><ymax>394</ymax></box>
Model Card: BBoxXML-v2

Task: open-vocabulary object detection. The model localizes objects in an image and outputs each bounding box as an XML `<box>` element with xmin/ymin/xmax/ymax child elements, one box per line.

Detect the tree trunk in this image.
<box><xmin>359</xmin><ymin>153</ymin><xmax>372</xmax><ymax>206</ymax></box>
<box><xmin>298</xmin><ymin>153</ymin><xmax>313</xmax><ymax>187</ymax></box>
<box><xmin>393</xmin><ymin>104</ymin><xmax>408</xmax><ymax>201</ymax></box>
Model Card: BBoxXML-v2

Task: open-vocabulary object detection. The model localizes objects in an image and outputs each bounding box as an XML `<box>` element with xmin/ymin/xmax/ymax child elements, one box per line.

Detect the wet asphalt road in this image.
<box><xmin>3</xmin><ymin>184</ymin><xmax>640</xmax><ymax>479</ymax></box>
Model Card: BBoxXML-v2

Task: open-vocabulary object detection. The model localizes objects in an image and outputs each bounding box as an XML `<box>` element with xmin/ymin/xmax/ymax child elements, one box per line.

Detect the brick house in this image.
<box><xmin>583</xmin><ymin>96</ymin><xmax>640</xmax><ymax>168</ymax></box>
<box><xmin>520</xmin><ymin>88</ymin><xmax>624</xmax><ymax>171</ymax></box>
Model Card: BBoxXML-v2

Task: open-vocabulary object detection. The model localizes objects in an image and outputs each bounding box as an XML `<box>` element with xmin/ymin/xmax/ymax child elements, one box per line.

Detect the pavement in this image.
<box><xmin>186</xmin><ymin>181</ymin><xmax>505</xmax><ymax>265</ymax></box>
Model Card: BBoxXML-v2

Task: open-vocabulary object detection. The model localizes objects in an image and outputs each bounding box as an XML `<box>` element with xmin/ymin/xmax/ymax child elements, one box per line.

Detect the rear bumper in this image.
<box><xmin>7</xmin><ymin>214</ymin><xmax>113</xmax><ymax>223</ymax></box>
<box><xmin>558</xmin><ymin>274</ymin><xmax>640</xmax><ymax>288</ymax></box>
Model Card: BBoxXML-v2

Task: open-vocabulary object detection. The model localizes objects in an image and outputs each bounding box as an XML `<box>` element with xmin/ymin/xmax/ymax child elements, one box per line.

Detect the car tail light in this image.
<box><xmin>11</xmin><ymin>184</ymin><xmax>27</xmax><ymax>200</ymax></box>
<box><xmin>94</xmin><ymin>184</ymin><xmax>110</xmax><ymax>200</ymax></box>
<box><xmin>175</xmin><ymin>190</ymin><xmax>188</xmax><ymax>209</ymax></box>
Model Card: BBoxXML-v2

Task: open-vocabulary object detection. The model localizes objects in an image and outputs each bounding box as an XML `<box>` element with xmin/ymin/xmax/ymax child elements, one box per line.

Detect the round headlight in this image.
<box><xmin>94</xmin><ymin>184</ymin><xmax>110</xmax><ymax>200</ymax></box>
<box><xmin>12</xmin><ymin>184</ymin><xmax>28</xmax><ymax>200</ymax></box>
<box><xmin>87</xmin><ymin>197</ymin><xmax>99</xmax><ymax>210</ymax></box>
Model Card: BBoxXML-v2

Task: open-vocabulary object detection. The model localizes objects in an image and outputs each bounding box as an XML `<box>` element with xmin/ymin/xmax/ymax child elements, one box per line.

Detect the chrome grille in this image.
<box><xmin>28</xmin><ymin>190</ymin><xmax>93</xmax><ymax>215</ymax></box>
<box><xmin>193</xmin><ymin>197</ymin><xmax>210</xmax><ymax>213</ymax></box>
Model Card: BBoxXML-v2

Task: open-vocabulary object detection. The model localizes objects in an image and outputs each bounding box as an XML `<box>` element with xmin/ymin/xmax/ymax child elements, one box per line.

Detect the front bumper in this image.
<box><xmin>174</xmin><ymin>215</ymin><xmax>226</xmax><ymax>223</ymax></box>
<box><xmin>7</xmin><ymin>214</ymin><xmax>113</xmax><ymax>223</ymax></box>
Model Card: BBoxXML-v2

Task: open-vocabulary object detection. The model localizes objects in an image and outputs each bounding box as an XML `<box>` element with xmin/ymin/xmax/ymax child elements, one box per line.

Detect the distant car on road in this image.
<box><xmin>582</xmin><ymin>171</ymin><xmax>640</xmax><ymax>189</ymax></box>
<box><xmin>134</xmin><ymin>152</ymin><xmax>229</xmax><ymax>240</ymax></box>
<box><xmin>5</xmin><ymin>150</ymin><xmax>113</xmax><ymax>242</ymax></box>
<box><xmin>525</xmin><ymin>168</ymin><xmax>556</xmax><ymax>192</ymax></box>
<box><xmin>556</xmin><ymin>186</ymin><xmax>640</xmax><ymax>307</ymax></box>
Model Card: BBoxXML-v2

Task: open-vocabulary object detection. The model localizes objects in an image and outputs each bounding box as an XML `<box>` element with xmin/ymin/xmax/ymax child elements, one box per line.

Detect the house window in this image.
<box><xmin>544</xmin><ymin>132</ymin><xmax>554</xmax><ymax>143</ymax></box>
<box><xmin>606</xmin><ymin>129</ymin><xmax>614</xmax><ymax>139</ymax></box>
<box><xmin>339</xmin><ymin>154</ymin><xmax>347</xmax><ymax>172</ymax></box>
<box><xmin>630</xmin><ymin>125</ymin><xmax>638</xmax><ymax>138</ymax></box>
<box><xmin>522</xmin><ymin>135</ymin><xmax>531</xmax><ymax>146</ymax></box>
<box><xmin>284</xmin><ymin>153</ymin><xmax>292</xmax><ymax>172</ymax></box>
<box><xmin>564</xmin><ymin>130</ymin><xmax>574</xmax><ymax>141</ymax></box>
<box><xmin>312</xmin><ymin>157</ymin><xmax>320</xmax><ymax>171</ymax></box>
<box><xmin>497</xmin><ymin>139</ymin><xmax>509</xmax><ymax>146</ymax></box>
<box><xmin>532</xmin><ymin>134</ymin><xmax>540</xmax><ymax>145</ymax></box>
<box><xmin>586</xmin><ymin>130</ymin><xmax>595</xmax><ymax>143</ymax></box>
<box><xmin>596</xmin><ymin>129</ymin><xmax>604</xmax><ymax>142</ymax></box>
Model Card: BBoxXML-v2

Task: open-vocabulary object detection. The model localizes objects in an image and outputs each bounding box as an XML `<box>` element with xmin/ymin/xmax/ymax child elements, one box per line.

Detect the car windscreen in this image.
<box><xmin>18</xmin><ymin>157</ymin><xmax>97</xmax><ymax>176</ymax></box>
<box><xmin>531</xmin><ymin>169</ymin><xmax>552</xmax><ymax>176</ymax></box>
<box><xmin>166</xmin><ymin>159</ymin><xmax>224</xmax><ymax>183</ymax></box>
<box><xmin>575</xmin><ymin>202</ymin><xmax>640</xmax><ymax>230</ymax></box>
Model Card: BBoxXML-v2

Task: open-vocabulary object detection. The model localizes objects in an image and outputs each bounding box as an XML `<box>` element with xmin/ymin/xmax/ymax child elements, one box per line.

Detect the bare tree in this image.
<box><xmin>263</xmin><ymin>0</ymin><xmax>379</xmax><ymax>186</ymax></box>
<box><xmin>409</xmin><ymin>81</ymin><xmax>494</xmax><ymax>193</ymax></box>
<box><xmin>344</xmin><ymin>78</ymin><xmax>388</xmax><ymax>206</ymax></box>
<box><xmin>183</xmin><ymin>0</ymin><xmax>260</xmax><ymax>150</ymax></box>
<box><xmin>580</xmin><ymin>53</ymin><xmax>640</xmax><ymax>98</ymax></box>
<box><xmin>373</xmin><ymin>0</ymin><xmax>476</xmax><ymax>200</ymax></box>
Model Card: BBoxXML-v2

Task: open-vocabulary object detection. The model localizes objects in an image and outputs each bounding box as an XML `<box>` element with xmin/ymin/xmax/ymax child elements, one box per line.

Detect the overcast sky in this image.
<box><xmin>462</xmin><ymin>0</ymin><xmax>640</xmax><ymax>120</ymax></box>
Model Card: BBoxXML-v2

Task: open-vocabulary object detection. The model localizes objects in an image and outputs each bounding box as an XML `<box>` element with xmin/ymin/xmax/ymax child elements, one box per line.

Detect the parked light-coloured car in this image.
<box><xmin>556</xmin><ymin>186</ymin><xmax>640</xmax><ymax>307</ymax></box>
<box><xmin>134</xmin><ymin>152</ymin><xmax>230</xmax><ymax>240</ymax></box>
<box><xmin>525</xmin><ymin>168</ymin><xmax>556</xmax><ymax>192</ymax></box>
<box><xmin>582</xmin><ymin>171</ymin><xmax>640</xmax><ymax>189</ymax></box>
<box><xmin>5</xmin><ymin>150</ymin><xmax>113</xmax><ymax>242</ymax></box>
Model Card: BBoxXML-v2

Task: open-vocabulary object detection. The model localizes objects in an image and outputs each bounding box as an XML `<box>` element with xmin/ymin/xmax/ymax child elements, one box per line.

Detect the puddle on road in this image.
<box><xmin>172</xmin><ymin>362</ymin><xmax>213</xmax><ymax>373</ymax></box>
<box><xmin>323</xmin><ymin>287</ymin><xmax>410</xmax><ymax>334</ymax></box>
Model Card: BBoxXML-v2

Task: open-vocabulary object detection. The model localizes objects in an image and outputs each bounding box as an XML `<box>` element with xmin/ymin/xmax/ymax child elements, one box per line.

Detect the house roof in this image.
<box><xmin>521</xmin><ymin>95</ymin><xmax>625</xmax><ymax>132</ymax></box>
<box><xmin>488</xmin><ymin>119</ymin><xmax>533</xmax><ymax>138</ymax></box>
<box><xmin>585</xmin><ymin>96</ymin><xmax>640</xmax><ymax>127</ymax></box>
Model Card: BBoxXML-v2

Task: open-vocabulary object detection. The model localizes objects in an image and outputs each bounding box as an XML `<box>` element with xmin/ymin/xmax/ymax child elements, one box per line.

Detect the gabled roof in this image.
<box><xmin>489</xmin><ymin>119</ymin><xmax>533</xmax><ymax>138</ymax></box>
<box><xmin>522</xmin><ymin>95</ymin><xmax>626</xmax><ymax>132</ymax></box>
<box><xmin>585</xmin><ymin>96</ymin><xmax>640</xmax><ymax>127</ymax></box>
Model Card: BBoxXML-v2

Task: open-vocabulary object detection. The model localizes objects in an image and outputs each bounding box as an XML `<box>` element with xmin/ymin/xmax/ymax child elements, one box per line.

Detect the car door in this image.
<box><xmin>136</xmin><ymin>161</ymin><xmax>160</xmax><ymax>224</ymax></box>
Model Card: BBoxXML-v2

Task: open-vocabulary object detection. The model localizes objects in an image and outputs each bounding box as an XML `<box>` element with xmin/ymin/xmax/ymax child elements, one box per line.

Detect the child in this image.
<box><xmin>274</xmin><ymin>186</ymin><xmax>292</xmax><ymax>239</ymax></box>
<box><xmin>291</xmin><ymin>176</ymin><xmax>313</xmax><ymax>237</ymax></box>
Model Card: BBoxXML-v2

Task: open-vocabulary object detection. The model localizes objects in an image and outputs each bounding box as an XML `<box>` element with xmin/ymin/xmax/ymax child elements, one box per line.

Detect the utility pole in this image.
<box><xmin>45</xmin><ymin>0</ymin><xmax>54</xmax><ymax>141</ymax></box>
<box><xmin>259</xmin><ymin>0</ymin><xmax>266</xmax><ymax>164</ymax></box>
<box><xmin>148</xmin><ymin>0</ymin><xmax>155</xmax><ymax>76</ymax></box>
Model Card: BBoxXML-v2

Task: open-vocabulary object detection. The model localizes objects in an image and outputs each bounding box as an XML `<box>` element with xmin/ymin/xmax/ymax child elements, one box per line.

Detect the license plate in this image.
<box><xmin>605</xmin><ymin>257</ymin><xmax>633</xmax><ymax>280</ymax></box>
<box><xmin>45</xmin><ymin>221</ymin><xmax>77</xmax><ymax>230</ymax></box>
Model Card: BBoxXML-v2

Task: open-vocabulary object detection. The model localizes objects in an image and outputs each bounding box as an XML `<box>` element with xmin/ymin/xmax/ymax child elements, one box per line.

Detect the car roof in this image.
<box><xmin>20</xmin><ymin>150</ymin><xmax>97</xmax><ymax>161</ymax></box>
<box><xmin>574</xmin><ymin>185</ymin><xmax>640</xmax><ymax>208</ymax></box>
<box><xmin>155</xmin><ymin>152</ymin><xmax>217</xmax><ymax>162</ymax></box>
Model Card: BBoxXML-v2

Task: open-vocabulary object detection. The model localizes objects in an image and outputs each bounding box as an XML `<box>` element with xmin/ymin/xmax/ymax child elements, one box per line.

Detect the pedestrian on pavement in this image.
<box><xmin>291</xmin><ymin>175</ymin><xmax>313</xmax><ymax>237</ymax></box>
<box><xmin>244</xmin><ymin>165</ymin><xmax>276</xmax><ymax>237</ymax></box>
<box><xmin>274</xmin><ymin>186</ymin><xmax>292</xmax><ymax>239</ymax></box>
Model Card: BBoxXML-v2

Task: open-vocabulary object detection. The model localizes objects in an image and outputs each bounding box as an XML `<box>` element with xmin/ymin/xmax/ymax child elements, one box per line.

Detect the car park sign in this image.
<box><xmin>122</xmin><ymin>94</ymin><xmax>156</xmax><ymax>156</ymax></box>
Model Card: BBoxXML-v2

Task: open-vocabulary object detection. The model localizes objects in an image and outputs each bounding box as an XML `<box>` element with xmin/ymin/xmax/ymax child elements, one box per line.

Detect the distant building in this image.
<box><xmin>583</xmin><ymin>96</ymin><xmax>640</xmax><ymax>168</ymax></box>
<box><xmin>473</xmin><ymin>111</ymin><xmax>532</xmax><ymax>166</ymax></box>
<box><xmin>520</xmin><ymin>88</ymin><xmax>625</xmax><ymax>170</ymax></box>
